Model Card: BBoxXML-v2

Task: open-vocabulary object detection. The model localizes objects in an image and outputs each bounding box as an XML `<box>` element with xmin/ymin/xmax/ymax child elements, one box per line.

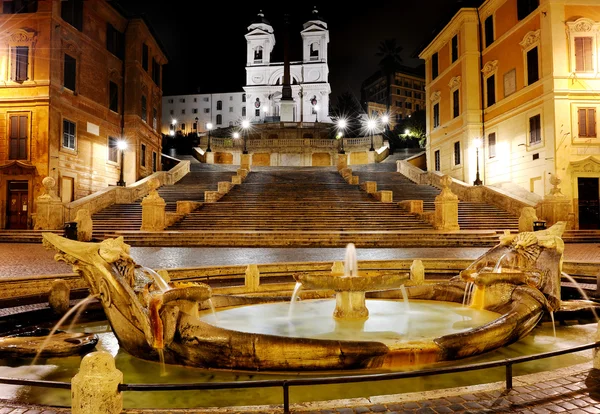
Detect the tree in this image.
<box><xmin>392</xmin><ymin>110</ymin><xmax>427</xmax><ymax>149</ymax></box>
<box><xmin>329</xmin><ymin>91</ymin><xmax>366</xmax><ymax>138</ymax></box>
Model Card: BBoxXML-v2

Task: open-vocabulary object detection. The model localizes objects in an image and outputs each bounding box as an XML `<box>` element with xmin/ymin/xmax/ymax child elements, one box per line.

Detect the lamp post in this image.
<box><xmin>367</xmin><ymin>118</ymin><xmax>376</xmax><ymax>151</ymax></box>
<box><xmin>206</xmin><ymin>122</ymin><xmax>213</xmax><ymax>152</ymax></box>
<box><xmin>473</xmin><ymin>137</ymin><xmax>483</xmax><ymax>186</ymax></box>
<box><xmin>336</xmin><ymin>118</ymin><xmax>347</xmax><ymax>154</ymax></box>
<box><xmin>314</xmin><ymin>104</ymin><xmax>319</xmax><ymax>122</ymax></box>
<box><xmin>170</xmin><ymin>119</ymin><xmax>176</xmax><ymax>136</ymax></box>
<box><xmin>241</xmin><ymin>119</ymin><xmax>249</xmax><ymax>154</ymax></box>
<box><xmin>116</xmin><ymin>140</ymin><xmax>127</xmax><ymax>187</ymax></box>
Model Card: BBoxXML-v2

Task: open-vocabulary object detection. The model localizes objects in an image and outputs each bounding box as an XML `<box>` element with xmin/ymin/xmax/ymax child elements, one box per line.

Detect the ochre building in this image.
<box><xmin>419</xmin><ymin>0</ymin><xmax>600</xmax><ymax>229</ymax></box>
<box><xmin>0</xmin><ymin>0</ymin><xmax>167</xmax><ymax>229</ymax></box>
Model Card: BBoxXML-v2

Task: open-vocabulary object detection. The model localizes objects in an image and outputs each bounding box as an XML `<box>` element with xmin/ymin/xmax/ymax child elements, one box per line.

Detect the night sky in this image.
<box><xmin>113</xmin><ymin>1</ymin><xmax>482</xmax><ymax>103</ymax></box>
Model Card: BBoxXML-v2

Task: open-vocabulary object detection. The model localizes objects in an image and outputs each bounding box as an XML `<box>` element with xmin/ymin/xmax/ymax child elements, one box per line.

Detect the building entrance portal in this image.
<box><xmin>7</xmin><ymin>181</ymin><xmax>29</xmax><ymax>229</ymax></box>
<box><xmin>578</xmin><ymin>177</ymin><xmax>600</xmax><ymax>229</ymax></box>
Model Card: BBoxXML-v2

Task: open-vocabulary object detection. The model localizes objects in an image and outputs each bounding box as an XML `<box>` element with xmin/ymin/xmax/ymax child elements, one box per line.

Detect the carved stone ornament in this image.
<box><xmin>8</xmin><ymin>29</ymin><xmax>36</xmax><ymax>44</ymax></box>
<box><xmin>569</xmin><ymin>156</ymin><xmax>600</xmax><ymax>173</ymax></box>
<box><xmin>448</xmin><ymin>76</ymin><xmax>461</xmax><ymax>89</ymax></box>
<box><xmin>519</xmin><ymin>30</ymin><xmax>541</xmax><ymax>49</ymax></box>
<box><xmin>481</xmin><ymin>60</ymin><xmax>498</xmax><ymax>76</ymax></box>
<box><xmin>430</xmin><ymin>91</ymin><xmax>441</xmax><ymax>102</ymax></box>
<box><xmin>63</xmin><ymin>40</ymin><xmax>81</xmax><ymax>56</ymax></box>
<box><xmin>548</xmin><ymin>174</ymin><xmax>564</xmax><ymax>197</ymax></box>
<box><xmin>567</xmin><ymin>18</ymin><xmax>596</xmax><ymax>33</ymax></box>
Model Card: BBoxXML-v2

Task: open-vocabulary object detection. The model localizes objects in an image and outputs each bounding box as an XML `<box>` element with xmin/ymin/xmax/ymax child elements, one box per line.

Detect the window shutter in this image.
<box><xmin>578</xmin><ymin>108</ymin><xmax>588</xmax><ymax>136</ymax></box>
<box><xmin>588</xmin><ymin>108</ymin><xmax>596</xmax><ymax>137</ymax></box>
<box><xmin>18</xmin><ymin>115</ymin><xmax>27</xmax><ymax>159</ymax></box>
<box><xmin>583</xmin><ymin>37</ymin><xmax>593</xmax><ymax>72</ymax></box>
<box><xmin>16</xmin><ymin>46</ymin><xmax>28</xmax><ymax>81</ymax></box>
<box><xmin>10</xmin><ymin>47</ymin><xmax>16</xmax><ymax>81</ymax></box>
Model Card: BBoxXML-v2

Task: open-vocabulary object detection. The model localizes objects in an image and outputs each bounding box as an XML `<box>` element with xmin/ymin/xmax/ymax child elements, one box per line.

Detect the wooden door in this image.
<box><xmin>7</xmin><ymin>181</ymin><xmax>29</xmax><ymax>229</ymax></box>
<box><xmin>578</xmin><ymin>177</ymin><xmax>599</xmax><ymax>229</ymax></box>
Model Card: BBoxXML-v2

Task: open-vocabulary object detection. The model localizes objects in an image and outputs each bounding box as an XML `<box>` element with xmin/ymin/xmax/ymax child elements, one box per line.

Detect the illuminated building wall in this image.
<box><xmin>0</xmin><ymin>0</ymin><xmax>167</xmax><ymax>229</ymax></box>
<box><xmin>419</xmin><ymin>0</ymin><xmax>600</xmax><ymax>229</ymax></box>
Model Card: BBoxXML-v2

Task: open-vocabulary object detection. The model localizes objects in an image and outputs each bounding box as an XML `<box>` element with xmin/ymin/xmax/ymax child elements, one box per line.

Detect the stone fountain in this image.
<box><xmin>293</xmin><ymin>243</ymin><xmax>409</xmax><ymax>319</ymax></box>
<box><xmin>38</xmin><ymin>222</ymin><xmax>600</xmax><ymax>371</ymax></box>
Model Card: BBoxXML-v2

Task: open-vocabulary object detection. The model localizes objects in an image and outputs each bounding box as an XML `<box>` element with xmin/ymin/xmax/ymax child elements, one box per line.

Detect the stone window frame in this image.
<box><xmin>448</xmin><ymin>76</ymin><xmax>461</xmax><ymax>119</ymax></box>
<box><xmin>5</xmin><ymin>29</ymin><xmax>37</xmax><ymax>85</ymax></box>
<box><xmin>61</xmin><ymin>117</ymin><xmax>77</xmax><ymax>152</ymax></box>
<box><xmin>566</xmin><ymin>18</ymin><xmax>599</xmax><ymax>77</ymax></box>
<box><xmin>571</xmin><ymin>102</ymin><xmax>599</xmax><ymax>143</ymax></box>
<box><xmin>61</xmin><ymin>40</ymin><xmax>81</xmax><ymax>95</ymax></box>
<box><xmin>430</xmin><ymin>90</ymin><xmax>441</xmax><ymax>129</ymax></box>
<box><xmin>484</xmin><ymin>12</ymin><xmax>495</xmax><ymax>48</ymax></box>
<box><xmin>519</xmin><ymin>30</ymin><xmax>541</xmax><ymax>87</ymax></box>
<box><xmin>450</xmin><ymin>33</ymin><xmax>459</xmax><ymax>64</ymax></box>
<box><xmin>526</xmin><ymin>110</ymin><xmax>543</xmax><ymax>149</ymax></box>
<box><xmin>482</xmin><ymin>60</ymin><xmax>498</xmax><ymax>108</ymax></box>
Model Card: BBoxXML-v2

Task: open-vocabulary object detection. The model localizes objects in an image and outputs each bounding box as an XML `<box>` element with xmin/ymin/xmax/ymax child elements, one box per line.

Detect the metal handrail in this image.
<box><xmin>1</xmin><ymin>341</ymin><xmax>598</xmax><ymax>413</ymax></box>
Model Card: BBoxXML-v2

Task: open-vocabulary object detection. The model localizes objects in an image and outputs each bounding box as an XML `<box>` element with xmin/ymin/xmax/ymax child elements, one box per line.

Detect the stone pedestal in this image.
<box><xmin>280</xmin><ymin>99</ymin><xmax>295</xmax><ymax>122</ymax></box>
<box><xmin>399</xmin><ymin>200</ymin><xmax>423</xmax><ymax>214</ymax></box>
<box><xmin>205</xmin><ymin>151</ymin><xmax>214</xmax><ymax>164</ymax></box>
<box><xmin>232</xmin><ymin>175</ymin><xmax>242</xmax><ymax>185</ymax></box>
<box><xmin>434</xmin><ymin>175</ymin><xmax>459</xmax><ymax>230</ymax></box>
<box><xmin>237</xmin><ymin>168</ymin><xmax>249</xmax><ymax>179</ymax></box>
<box><xmin>337</xmin><ymin>154</ymin><xmax>347</xmax><ymax>171</ymax></box>
<box><xmin>241</xmin><ymin>154</ymin><xmax>251</xmax><ymax>170</ymax></box>
<box><xmin>364</xmin><ymin>181</ymin><xmax>377</xmax><ymax>194</ymax></box>
<box><xmin>218</xmin><ymin>181</ymin><xmax>232</xmax><ymax>194</ymax></box>
<box><xmin>334</xmin><ymin>291</ymin><xmax>368</xmax><ymax>320</ymax></box>
<box><xmin>72</xmin><ymin>351</ymin><xmax>123</xmax><ymax>414</ymax></box>
<box><xmin>141</xmin><ymin>178</ymin><xmax>166</xmax><ymax>231</ymax></box>
<box><xmin>74</xmin><ymin>209</ymin><xmax>93</xmax><ymax>241</ymax></box>
<box><xmin>538</xmin><ymin>174</ymin><xmax>573</xmax><ymax>228</ymax></box>
<box><xmin>379</xmin><ymin>190</ymin><xmax>393</xmax><ymax>203</ymax></box>
<box><xmin>34</xmin><ymin>177</ymin><xmax>64</xmax><ymax>230</ymax></box>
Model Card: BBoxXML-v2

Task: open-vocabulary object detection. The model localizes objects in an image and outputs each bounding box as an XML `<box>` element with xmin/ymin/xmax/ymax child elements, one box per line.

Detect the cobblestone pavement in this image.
<box><xmin>1</xmin><ymin>243</ymin><xmax>598</xmax><ymax>278</ymax></box>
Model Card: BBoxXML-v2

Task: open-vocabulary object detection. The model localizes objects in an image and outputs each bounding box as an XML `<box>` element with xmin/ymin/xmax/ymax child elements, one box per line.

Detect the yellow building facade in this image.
<box><xmin>0</xmin><ymin>0</ymin><xmax>167</xmax><ymax>229</ymax></box>
<box><xmin>419</xmin><ymin>0</ymin><xmax>600</xmax><ymax>229</ymax></box>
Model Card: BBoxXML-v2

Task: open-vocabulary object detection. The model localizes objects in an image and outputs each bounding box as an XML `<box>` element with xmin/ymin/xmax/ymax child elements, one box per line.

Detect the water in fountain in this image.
<box><xmin>560</xmin><ymin>272</ymin><xmax>599</xmax><ymax>321</ymax></box>
<box><xmin>463</xmin><ymin>281</ymin><xmax>474</xmax><ymax>306</ymax></box>
<box><xmin>344</xmin><ymin>243</ymin><xmax>358</xmax><ymax>277</ymax></box>
<box><xmin>138</xmin><ymin>266</ymin><xmax>170</xmax><ymax>292</ymax></box>
<box><xmin>288</xmin><ymin>282</ymin><xmax>303</xmax><ymax>318</ymax></box>
<box><xmin>492</xmin><ymin>253</ymin><xmax>507</xmax><ymax>273</ymax></box>
<box><xmin>30</xmin><ymin>295</ymin><xmax>98</xmax><ymax>366</ymax></box>
<box><xmin>400</xmin><ymin>285</ymin><xmax>410</xmax><ymax>312</ymax></box>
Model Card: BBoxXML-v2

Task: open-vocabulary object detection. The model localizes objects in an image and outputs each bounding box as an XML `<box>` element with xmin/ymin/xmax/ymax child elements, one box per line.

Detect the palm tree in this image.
<box><xmin>375</xmin><ymin>38</ymin><xmax>403</xmax><ymax>118</ymax></box>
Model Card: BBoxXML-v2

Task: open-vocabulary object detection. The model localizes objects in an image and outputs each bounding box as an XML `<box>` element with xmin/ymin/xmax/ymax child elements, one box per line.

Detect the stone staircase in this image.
<box><xmin>91</xmin><ymin>170</ymin><xmax>237</xmax><ymax>239</ymax></box>
<box><xmin>351</xmin><ymin>164</ymin><xmax>519</xmax><ymax>231</ymax></box>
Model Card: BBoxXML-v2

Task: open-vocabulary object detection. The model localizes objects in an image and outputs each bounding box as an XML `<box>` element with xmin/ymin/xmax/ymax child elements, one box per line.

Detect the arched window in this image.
<box><xmin>310</xmin><ymin>43</ymin><xmax>319</xmax><ymax>60</ymax></box>
<box><xmin>216</xmin><ymin>100</ymin><xmax>222</xmax><ymax>110</ymax></box>
<box><xmin>216</xmin><ymin>114</ymin><xmax>222</xmax><ymax>125</ymax></box>
<box><xmin>254</xmin><ymin>46</ymin><xmax>263</xmax><ymax>63</ymax></box>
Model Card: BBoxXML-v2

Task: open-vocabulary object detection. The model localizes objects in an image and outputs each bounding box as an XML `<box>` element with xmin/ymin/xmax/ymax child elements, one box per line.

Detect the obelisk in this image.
<box><xmin>279</xmin><ymin>13</ymin><xmax>295</xmax><ymax>122</ymax></box>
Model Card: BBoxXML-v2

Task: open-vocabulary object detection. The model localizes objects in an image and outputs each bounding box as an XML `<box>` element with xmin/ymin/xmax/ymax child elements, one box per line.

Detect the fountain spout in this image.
<box><xmin>293</xmin><ymin>243</ymin><xmax>409</xmax><ymax>320</ymax></box>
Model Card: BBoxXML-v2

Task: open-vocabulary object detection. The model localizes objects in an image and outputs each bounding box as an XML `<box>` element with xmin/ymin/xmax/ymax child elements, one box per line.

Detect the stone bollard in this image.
<box><xmin>364</xmin><ymin>182</ymin><xmax>377</xmax><ymax>194</ymax></box>
<box><xmin>379</xmin><ymin>190</ymin><xmax>393</xmax><ymax>203</ymax></box>
<box><xmin>245</xmin><ymin>264</ymin><xmax>260</xmax><ymax>292</ymax></box>
<box><xmin>434</xmin><ymin>175</ymin><xmax>459</xmax><ymax>230</ymax></box>
<box><xmin>141</xmin><ymin>178</ymin><xmax>166</xmax><ymax>231</ymax></box>
<box><xmin>410</xmin><ymin>260</ymin><xmax>424</xmax><ymax>285</ymax></box>
<box><xmin>218</xmin><ymin>181</ymin><xmax>232</xmax><ymax>194</ymax></box>
<box><xmin>48</xmin><ymin>279</ymin><xmax>70</xmax><ymax>315</ymax></box>
<box><xmin>72</xmin><ymin>351</ymin><xmax>123</xmax><ymax>414</ymax></box>
<box><xmin>331</xmin><ymin>261</ymin><xmax>344</xmax><ymax>275</ymax></box>
<box><xmin>34</xmin><ymin>176</ymin><xmax>64</xmax><ymax>230</ymax></box>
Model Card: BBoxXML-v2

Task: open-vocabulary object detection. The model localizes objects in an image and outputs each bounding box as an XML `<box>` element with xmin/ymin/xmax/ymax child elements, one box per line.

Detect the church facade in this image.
<box><xmin>243</xmin><ymin>8</ymin><xmax>331</xmax><ymax>124</ymax></box>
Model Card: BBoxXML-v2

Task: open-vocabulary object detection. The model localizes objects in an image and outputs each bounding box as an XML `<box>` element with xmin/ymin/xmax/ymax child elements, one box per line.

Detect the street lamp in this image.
<box><xmin>241</xmin><ymin>119</ymin><xmax>250</xmax><ymax>154</ymax></box>
<box><xmin>336</xmin><ymin>118</ymin><xmax>347</xmax><ymax>154</ymax></box>
<box><xmin>206</xmin><ymin>122</ymin><xmax>213</xmax><ymax>152</ymax></box>
<box><xmin>473</xmin><ymin>138</ymin><xmax>483</xmax><ymax>186</ymax></box>
<box><xmin>367</xmin><ymin>118</ymin><xmax>377</xmax><ymax>151</ymax></box>
<box><xmin>314</xmin><ymin>104</ymin><xmax>320</xmax><ymax>122</ymax></box>
<box><xmin>116</xmin><ymin>139</ymin><xmax>127</xmax><ymax>187</ymax></box>
<box><xmin>169</xmin><ymin>119</ymin><xmax>176</xmax><ymax>136</ymax></box>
